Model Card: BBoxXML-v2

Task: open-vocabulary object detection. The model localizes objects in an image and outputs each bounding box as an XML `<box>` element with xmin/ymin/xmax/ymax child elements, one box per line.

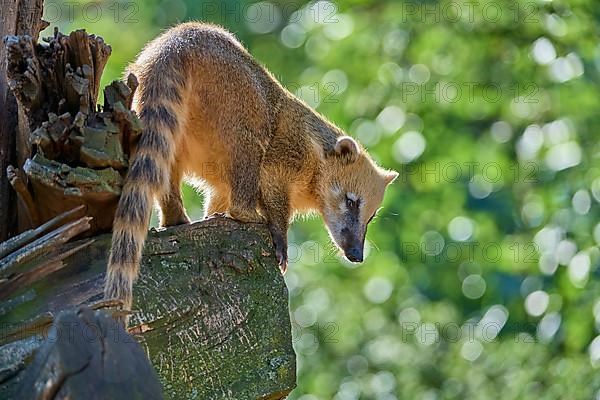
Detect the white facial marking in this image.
<box><xmin>331</xmin><ymin>185</ymin><xmax>342</xmax><ymax>196</ymax></box>
<box><xmin>347</xmin><ymin>192</ymin><xmax>358</xmax><ymax>201</ymax></box>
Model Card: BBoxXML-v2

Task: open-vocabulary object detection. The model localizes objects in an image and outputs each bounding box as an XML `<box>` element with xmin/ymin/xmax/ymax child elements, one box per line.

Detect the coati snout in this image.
<box><xmin>340</xmin><ymin>227</ymin><xmax>364</xmax><ymax>263</ymax></box>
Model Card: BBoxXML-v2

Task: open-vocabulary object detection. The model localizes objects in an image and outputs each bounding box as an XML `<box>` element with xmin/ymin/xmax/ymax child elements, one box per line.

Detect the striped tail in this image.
<box><xmin>104</xmin><ymin>71</ymin><xmax>183</xmax><ymax>317</ymax></box>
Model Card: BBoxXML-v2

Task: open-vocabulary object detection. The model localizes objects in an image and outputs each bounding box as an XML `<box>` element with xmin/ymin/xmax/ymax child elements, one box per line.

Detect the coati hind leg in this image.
<box><xmin>158</xmin><ymin>165</ymin><xmax>190</xmax><ymax>226</ymax></box>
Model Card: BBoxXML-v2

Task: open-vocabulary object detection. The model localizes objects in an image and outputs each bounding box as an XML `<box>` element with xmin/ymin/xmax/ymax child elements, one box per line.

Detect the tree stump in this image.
<box><xmin>0</xmin><ymin>217</ymin><xmax>296</xmax><ymax>399</ymax></box>
<box><xmin>4</xmin><ymin>27</ymin><xmax>141</xmax><ymax>235</ymax></box>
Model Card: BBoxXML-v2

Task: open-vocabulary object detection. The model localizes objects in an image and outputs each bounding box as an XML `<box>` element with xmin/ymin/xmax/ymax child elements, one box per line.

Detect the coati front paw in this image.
<box><xmin>204</xmin><ymin>212</ymin><xmax>228</xmax><ymax>220</ymax></box>
<box><xmin>269</xmin><ymin>227</ymin><xmax>288</xmax><ymax>273</ymax></box>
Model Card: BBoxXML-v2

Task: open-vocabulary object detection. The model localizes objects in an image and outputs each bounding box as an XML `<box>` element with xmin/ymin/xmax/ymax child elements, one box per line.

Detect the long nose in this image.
<box><xmin>341</xmin><ymin>228</ymin><xmax>364</xmax><ymax>263</ymax></box>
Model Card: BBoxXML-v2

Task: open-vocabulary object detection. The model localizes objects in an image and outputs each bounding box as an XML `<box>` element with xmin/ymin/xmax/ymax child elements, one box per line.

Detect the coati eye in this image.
<box><xmin>345</xmin><ymin>195</ymin><xmax>359</xmax><ymax>209</ymax></box>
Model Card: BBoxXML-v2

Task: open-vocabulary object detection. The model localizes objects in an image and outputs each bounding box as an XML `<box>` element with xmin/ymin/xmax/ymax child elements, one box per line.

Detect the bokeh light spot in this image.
<box><xmin>462</xmin><ymin>275</ymin><xmax>486</xmax><ymax>299</ymax></box>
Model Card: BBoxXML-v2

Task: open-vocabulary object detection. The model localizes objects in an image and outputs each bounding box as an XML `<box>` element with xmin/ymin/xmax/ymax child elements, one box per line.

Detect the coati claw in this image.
<box><xmin>205</xmin><ymin>212</ymin><xmax>228</xmax><ymax>220</ymax></box>
<box><xmin>269</xmin><ymin>226</ymin><xmax>288</xmax><ymax>274</ymax></box>
<box><xmin>276</xmin><ymin>245</ymin><xmax>288</xmax><ymax>274</ymax></box>
<box><xmin>278</xmin><ymin>257</ymin><xmax>288</xmax><ymax>274</ymax></box>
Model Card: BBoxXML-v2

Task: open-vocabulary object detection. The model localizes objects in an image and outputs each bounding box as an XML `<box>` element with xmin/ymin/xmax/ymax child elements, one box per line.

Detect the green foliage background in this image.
<box><xmin>44</xmin><ymin>0</ymin><xmax>600</xmax><ymax>398</ymax></box>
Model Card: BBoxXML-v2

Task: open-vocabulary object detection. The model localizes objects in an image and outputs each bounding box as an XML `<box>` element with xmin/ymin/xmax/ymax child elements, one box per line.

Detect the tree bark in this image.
<box><xmin>0</xmin><ymin>0</ymin><xmax>47</xmax><ymax>241</ymax></box>
<box><xmin>0</xmin><ymin>217</ymin><xmax>296</xmax><ymax>399</ymax></box>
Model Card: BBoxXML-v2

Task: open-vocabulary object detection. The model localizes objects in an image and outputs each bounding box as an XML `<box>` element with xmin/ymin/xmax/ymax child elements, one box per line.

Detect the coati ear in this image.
<box><xmin>334</xmin><ymin>136</ymin><xmax>360</xmax><ymax>162</ymax></box>
<box><xmin>384</xmin><ymin>170</ymin><xmax>399</xmax><ymax>185</ymax></box>
<box><xmin>380</xmin><ymin>169</ymin><xmax>399</xmax><ymax>185</ymax></box>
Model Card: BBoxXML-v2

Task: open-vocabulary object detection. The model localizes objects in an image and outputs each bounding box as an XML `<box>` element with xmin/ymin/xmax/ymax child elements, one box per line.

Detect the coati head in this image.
<box><xmin>320</xmin><ymin>136</ymin><xmax>398</xmax><ymax>263</ymax></box>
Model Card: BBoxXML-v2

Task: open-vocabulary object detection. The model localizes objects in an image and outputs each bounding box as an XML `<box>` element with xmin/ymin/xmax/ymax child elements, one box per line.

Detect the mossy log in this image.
<box><xmin>0</xmin><ymin>217</ymin><xmax>296</xmax><ymax>399</ymax></box>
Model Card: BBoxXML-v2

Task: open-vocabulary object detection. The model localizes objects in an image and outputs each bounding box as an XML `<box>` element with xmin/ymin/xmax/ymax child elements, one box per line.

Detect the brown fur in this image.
<box><xmin>105</xmin><ymin>22</ymin><xmax>398</xmax><ymax>321</ymax></box>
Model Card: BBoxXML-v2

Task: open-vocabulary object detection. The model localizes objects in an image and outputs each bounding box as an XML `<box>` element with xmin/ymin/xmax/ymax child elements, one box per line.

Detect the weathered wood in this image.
<box><xmin>0</xmin><ymin>0</ymin><xmax>46</xmax><ymax>241</ymax></box>
<box><xmin>0</xmin><ymin>238</ymin><xmax>95</xmax><ymax>300</ymax></box>
<box><xmin>0</xmin><ymin>205</ymin><xmax>85</xmax><ymax>259</ymax></box>
<box><xmin>4</xmin><ymin>27</ymin><xmax>141</xmax><ymax>235</ymax></box>
<box><xmin>22</xmin><ymin>154</ymin><xmax>123</xmax><ymax>233</ymax></box>
<box><xmin>0</xmin><ymin>216</ymin><xmax>92</xmax><ymax>276</ymax></box>
<box><xmin>6</xmin><ymin>166</ymin><xmax>39</xmax><ymax>227</ymax></box>
<box><xmin>0</xmin><ymin>299</ymin><xmax>124</xmax><ymax>348</ymax></box>
<box><xmin>16</xmin><ymin>306</ymin><xmax>164</xmax><ymax>400</ymax></box>
<box><xmin>0</xmin><ymin>217</ymin><xmax>296</xmax><ymax>399</ymax></box>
